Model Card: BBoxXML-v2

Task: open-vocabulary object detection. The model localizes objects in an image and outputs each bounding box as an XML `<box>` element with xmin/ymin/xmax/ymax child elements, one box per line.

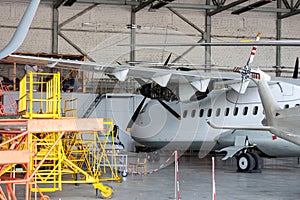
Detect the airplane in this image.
<box><xmin>207</xmin><ymin>58</ymin><xmax>300</xmax><ymax>146</ymax></box>
<box><xmin>1</xmin><ymin>2</ymin><xmax>300</xmax><ymax>173</ymax></box>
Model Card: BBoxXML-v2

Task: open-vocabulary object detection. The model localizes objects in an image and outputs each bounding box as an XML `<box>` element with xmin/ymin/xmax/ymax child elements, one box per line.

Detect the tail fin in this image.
<box><xmin>252</xmin><ymin>69</ymin><xmax>281</xmax><ymax>125</ymax></box>
<box><xmin>0</xmin><ymin>0</ymin><xmax>40</xmax><ymax>59</ymax></box>
<box><xmin>293</xmin><ymin>57</ymin><xmax>299</xmax><ymax>79</ymax></box>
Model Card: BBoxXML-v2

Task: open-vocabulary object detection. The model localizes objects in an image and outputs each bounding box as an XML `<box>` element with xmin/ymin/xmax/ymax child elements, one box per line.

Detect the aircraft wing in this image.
<box><xmin>0</xmin><ymin>0</ymin><xmax>40</xmax><ymax>60</ymax></box>
<box><xmin>121</xmin><ymin>40</ymin><xmax>300</xmax><ymax>47</ymax></box>
<box><xmin>2</xmin><ymin>54</ymin><xmax>243</xmax><ymax>100</ymax></box>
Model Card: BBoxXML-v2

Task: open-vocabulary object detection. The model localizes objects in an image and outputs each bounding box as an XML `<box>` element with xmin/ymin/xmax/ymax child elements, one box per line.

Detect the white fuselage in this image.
<box><xmin>131</xmin><ymin>80</ymin><xmax>300</xmax><ymax>157</ymax></box>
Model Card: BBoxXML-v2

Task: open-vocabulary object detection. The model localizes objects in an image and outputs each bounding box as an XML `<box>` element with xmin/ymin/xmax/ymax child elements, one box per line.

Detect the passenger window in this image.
<box><xmin>183</xmin><ymin>110</ymin><xmax>188</xmax><ymax>118</ymax></box>
<box><xmin>199</xmin><ymin>109</ymin><xmax>204</xmax><ymax>117</ymax></box>
<box><xmin>233</xmin><ymin>107</ymin><xmax>238</xmax><ymax>116</ymax></box>
<box><xmin>253</xmin><ymin>106</ymin><xmax>258</xmax><ymax>115</ymax></box>
<box><xmin>191</xmin><ymin>109</ymin><xmax>196</xmax><ymax>118</ymax></box>
<box><xmin>243</xmin><ymin>107</ymin><xmax>248</xmax><ymax>115</ymax></box>
<box><xmin>207</xmin><ymin>108</ymin><xmax>212</xmax><ymax>117</ymax></box>
<box><xmin>284</xmin><ymin>104</ymin><xmax>289</xmax><ymax>109</ymax></box>
<box><xmin>295</xmin><ymin>104</ymin><xmax>300</xmax><ymax>107</ymax></box>
<box><xmin>216</xmin><ymin>108</ymin><xmax>221</xmax><ymax>117</ymax></box>
<box><xmin>224</xmin><ymin>107</ymin><xmax>229</xmax><ymax>116</ymax></box>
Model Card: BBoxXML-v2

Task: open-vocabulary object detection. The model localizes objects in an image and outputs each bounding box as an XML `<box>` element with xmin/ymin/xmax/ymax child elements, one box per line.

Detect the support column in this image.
<box><xmin>52</xmin><ymin>7</ymin><xmax>59</xmax><ymax>54</ymax></box>
<box><xmin>205</xmin><ymin>0</ymin><xmax>212</xmax><ymax>72</ymax></box>
<box><xmin>130</xmin><ymin>8</ymin><xmax>136</xmax><ymax>65</ymax></box>
<box><xmin>276</xmin><ymin>0</ymin><xmax>282</xmax><ymax>77</ymax></box>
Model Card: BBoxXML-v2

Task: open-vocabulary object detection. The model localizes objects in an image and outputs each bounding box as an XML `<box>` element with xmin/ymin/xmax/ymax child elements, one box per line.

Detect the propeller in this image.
<box><xmin>293</xmin><ymin>57</ymin><xmax>299</xmax><ymax>79</ymax></box>
<box><xmin>126</xmin><ymin>83</ymin><xmax>181</xmax><ymax>131</ymax></box>
<box><xmin>232</xmin><ymin>33</ymin><xmax>262</xmax><ymax>107</ymax></box>
<box><xmin>126</xmin><ymin>53</ymin><xmax>181</xmax><ymax>131</ymax></box>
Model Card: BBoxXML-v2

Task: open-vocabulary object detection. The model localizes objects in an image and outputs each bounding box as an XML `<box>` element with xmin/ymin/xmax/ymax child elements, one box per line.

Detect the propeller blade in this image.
<box><xmin>158</xmin><ymin>99</ymin><xmax>181</xmax><ymax>120</ymax></box>
<box><xmin>135</xmin><ymin>78</ymin><xmax>147</xmax><ymax>86</ymax></box>
<box><xmin>163</xmin><ymin>53</ymin><xmax>172</xmax><ymax>67</ymax></box>
<box><xmin>245</xmin><ymin>32</ymin><xmax>262</xmax><ymax>70</ymax></box>
<box><xmin>293</xmin><ymin>57</ymin><xmax>299</xmax><ymax>79</ymax></box>
<box><xmin>126</xmin><ymin>97</ymin><xmax>147</xmax><ymax>131</ymax></box>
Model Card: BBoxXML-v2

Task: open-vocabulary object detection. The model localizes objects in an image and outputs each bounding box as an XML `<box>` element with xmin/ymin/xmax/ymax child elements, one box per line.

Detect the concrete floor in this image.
<box><xmin>12</xmin><ymin>153</ymin><xmax>300</xmax><ymax>200</ymax></box>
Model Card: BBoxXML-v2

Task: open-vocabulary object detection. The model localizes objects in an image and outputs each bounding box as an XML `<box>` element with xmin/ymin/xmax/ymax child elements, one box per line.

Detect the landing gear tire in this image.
<box><xmin>249</xmin><ymin>152</ymin><xmax>262</xmax><ymax>173</ymax></box>
<box><xmin>237</xmin><ymin>153</ymin><xmax>255</xmax><ymax>173</ymax></box>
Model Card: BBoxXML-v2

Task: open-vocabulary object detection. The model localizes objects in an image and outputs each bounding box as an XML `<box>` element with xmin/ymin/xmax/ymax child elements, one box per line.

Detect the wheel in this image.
<box><xmin>237</xmin><ymin>153</ymin><xmax>255</xmax><ymax>172</ymax></box>
<box><xmin>122</xmin><ymin>171</ymin><xmax>128</xmax><ymax>177</ymax></box>
<box><xmin>249</xmin><ymin>152</ymin><xmax>262</xmax><ymax>172</ymax></box>
<box><xmin>96</xmin><ymin>185</ymin><xmax>113</xmax><ymax>199</ymax></box>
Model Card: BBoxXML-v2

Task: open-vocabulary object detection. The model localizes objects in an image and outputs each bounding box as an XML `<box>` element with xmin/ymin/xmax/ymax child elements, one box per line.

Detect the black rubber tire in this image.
<box><xmin>237</xmin><ymin>153</ymin><xmax>255</xmax><ymax>172</ymax></box>
<box><xmin>249</xmin><ymin>152</ymin><xmax>262</xmax><ymax>171</ymax></box>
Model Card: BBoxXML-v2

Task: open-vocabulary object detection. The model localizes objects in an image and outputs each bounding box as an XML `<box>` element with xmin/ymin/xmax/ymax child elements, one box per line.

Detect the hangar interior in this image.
<box><xmin>0</xmin><ymin>1</ymin><xmax>300</xmax><ymax>200</ymax></box>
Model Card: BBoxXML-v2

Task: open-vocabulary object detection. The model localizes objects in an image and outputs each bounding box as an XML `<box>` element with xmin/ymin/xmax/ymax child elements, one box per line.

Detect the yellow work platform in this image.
<box><xmin>0</xmin><ymin>72</ymin><xmax>120</xmax><ymax>200</ymax></box>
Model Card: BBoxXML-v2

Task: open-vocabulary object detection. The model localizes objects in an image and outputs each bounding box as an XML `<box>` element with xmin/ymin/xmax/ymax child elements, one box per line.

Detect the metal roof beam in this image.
<box><xmin>279</xmin><ymin>0</ymin><xmax>300</xmax><ymax>19</ymax></box>
<box><xmin>54</xmin><ymin>0</ymin><xmax>66</xmax><ymax>8</ymax></box>
<box><xmin>232</xmin><ymin>0</ymin><xmax>273</xmax><ymax>15</ymax></box>
<box><xmin>295</xmin><ymin>0</ymin><xmax>300</xmax><ymax>8</ymax></box>
<box><xmin>59</xmin><ymin>4</ymin><xmax>98</xmax><ymax>28</ymax></box>
<box><xmin>279</xmin><ymin>9</ymin><xmax>300</xmax><ymax>19</ymax></box>
<box><xmin>150</xmin><ymin>0</ymin><xmax>174</xmax><ymax>10</ymax></box>
<box><xmin>208</xmin><ymin>0</ymin><xmax>248</xmax><ymax>16</ymax></box>
<box><xmin>282</xmin><ymin>0</ymin><xmax>291</xmax><ymax>9</ymax></box>
<box><xmin>63</xmin><ymin>0</ymin><xmax>77</xmax><ymax>6</ymax></box>
<box><xmin>132</xmin><ymin>0</ymin><xmax>156</xmax><ymax>13</ymax></box>
<box><xmin>168</xmin><ymin>7</ymin><xmax>204</xmax><ymax>34</ymax></box>
<box><xmin>74</xmin><ymin>0</ymin><xmax>291</xmax><ymax>13</ymax></box>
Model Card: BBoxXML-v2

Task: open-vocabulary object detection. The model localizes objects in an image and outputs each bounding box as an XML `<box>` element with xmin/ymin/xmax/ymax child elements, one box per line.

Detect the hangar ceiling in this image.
<box><xmin>7</xmin><ymin>0</ymin><xmax>300</xmax><ymax>72</ymax></box>
<box><xmin>48</xmin><ymin>0</ymin><xmax>300</xmax><ymax>19</ymax></box>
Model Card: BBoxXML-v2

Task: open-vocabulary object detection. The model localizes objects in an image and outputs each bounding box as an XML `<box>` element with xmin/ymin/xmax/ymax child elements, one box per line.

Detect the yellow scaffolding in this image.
<box><xmin>12</xmin><ymin>72</ymin><xmax>118</xmax><ymax>199</ymax></box>
<box><xmin>63</xmin><ymin>97</ymin><xmax>77</xmax><ymax>117</ymax></box>
<box><xmin>19</xmin><ymin>72</ymin><xmax>61</xmax><ymax>119</ymax></box>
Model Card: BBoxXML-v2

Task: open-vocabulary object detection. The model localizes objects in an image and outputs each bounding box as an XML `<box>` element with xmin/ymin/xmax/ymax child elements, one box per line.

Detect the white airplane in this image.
<box><xmin>2</xmin><ymin>4</ymin><xmax>300</xmax><ymax>173</ymax></box>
